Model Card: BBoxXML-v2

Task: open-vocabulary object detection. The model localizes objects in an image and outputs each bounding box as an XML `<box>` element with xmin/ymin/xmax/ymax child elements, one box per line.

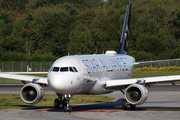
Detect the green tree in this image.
<box><xmin>68</xmin><ymin>23</ymin><xmax>93</xmax><ymax>55</ymax></box>
<box><xmin>11</xmin><ymin>18</ymin><xmax>25</xmax><ymax>37</ymax></box>
<box><xmin>0</xmin><ymin>0</ymin><xmax>29</xmax><ymax>12</ymax></box>
<box><xmin>158</xmin><ymin>28</ymin><xmax>178</xmax><ymax>50</ymax></box>
<box><xmin>0</xmin><ymin>19</ymin><xmax>6</xmax><ymax>37</ymax></box>
<box><xmin>3</xmin><ymin>36</ymin><xmax>25</xmax><ymax>53</ymax></box>
<box><xmin>90</xmin><ymin>17</ymin><xmax>100</xmax><ymax>28</ymax></box>
<box><xmin>1</xmin><ymin>0</ymin><xmax>180</xmax><ymax>61</ymax></box>
<box><xmin>148</xmin><ymin>4</ymin><xmax>166</xmax><ymax>24</ymax></box>
<box><xmin>146</xmin><ymin>18</ymin><xmax>157</xmax><ymax>35</ymax></box>
<box><xmin>133</xmin><ymin>16</ymin><xmax>145</xmax><ymax>38</ymax></box>
<box><xmin>90</xmin><ymin>17</ymin><xmax>101</xmax><ymax>53</ymax></box>
<box><xmin>63</xmin><ymin>2</ymin><xmax>78</xmax><ymax>16</ymax></box>
<box><xmin>31</xmin><ymin>15</ymin><xmax>47</xmax><ymax>51</ymax></box>
<box><xmin>0</xmin><ymin>10</ymin><xmax>12</xmax><ymax>23</ymax></box>
<box><xmin>0</xmin><ymin>52</ymin><xmax>27</xmax><ymax>61</ymax></box>
<box><xmin>172</xmin><ymin>47</ymin><xmax>180</xmax><ymax>59</ymax></box>
<box><xmin>26</xmin><ymin>0</ymin><xmax>38</xmax><ymax>12</ymax></box>
<box><xmin>52</xmin><ymin>31</ymin><xmax>68</xmax><ymax>57</ymax></box>
<box><xmin>129</xmin><ymin>50</ymin><xmax>155</xmax><ymax>61</ymax></box>
<box><xmin>31</xmin><ymin>50</ymin><xmax>57</xmax><ymax>62</ymax></box>
<box><xmin>136</xmin><ymin>35</ymin><xmax>165</xmax><ymax>56</ymax></box>
<box><xmin>33</xmin><ymin>15</ymin><xmax>45</xmax><ymax>34</ymax></box>
<box><xmin>0</xmin><ymin>10</ymin><xmax>13</xmax><ymax>36</ymax></box>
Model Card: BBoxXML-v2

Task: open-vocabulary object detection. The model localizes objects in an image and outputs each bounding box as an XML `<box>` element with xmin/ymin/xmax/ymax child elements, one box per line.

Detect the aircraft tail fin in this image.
<box><xmin>117</xmin><ymin>2</ymin><xmax>131</xmax><ymax>54</ymax></box>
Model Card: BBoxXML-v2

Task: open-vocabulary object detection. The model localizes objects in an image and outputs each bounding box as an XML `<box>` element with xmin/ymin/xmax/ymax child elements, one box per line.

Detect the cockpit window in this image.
<box><xmin>60</xmin><ymin>67</ymin><xmax>68</xmax><ymax>72</ymax></box>
<box><xmin>73</xmin><ymin>67</ymin><xmax>78</xmax><ymax>72</ymax></box>
<box><xmin>52</xmin><ymin>67</ymin><xmax>59</xmax><ymax>72</ymax></box>
<box><xmin>51</xmin><ymin>66</ymin><xmax>78</xmax><ymax>72</ymax></box>
<box><xmin>70</xmin><ymin>67</ymin><xmax>74</xmax><ymax>72</ymax></box>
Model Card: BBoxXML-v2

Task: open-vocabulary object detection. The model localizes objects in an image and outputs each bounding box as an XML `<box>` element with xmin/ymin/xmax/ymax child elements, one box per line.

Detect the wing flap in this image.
<box><xmin>106</xmin><ymin>75</ymin><xmax>180</xmax><ymax>87</ymax></box>
<box><xmin>0</xmin><ymin>73</ymin><xmax>48</xmax><ymax>85</ymax></box>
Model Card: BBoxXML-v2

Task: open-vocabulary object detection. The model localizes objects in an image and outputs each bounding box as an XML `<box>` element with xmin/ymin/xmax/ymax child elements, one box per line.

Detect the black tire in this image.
<box><xmin>69</xmin><ymin>105</ymin><xmax>72</xmax><ymax>112</ymax></box>
<box><xmin>130</xmin><ymin>104</ymin><xmax>136</xmax><ymax>110</ymax></box>
<box><xmin>62</xmin><ymin>99</ymin><xmax>67</xmax><ymax>108</ymax></box>
<box><xmin>122</xmin><ymin>99</ymin><xmax>128</xmax><ymax>110</ymax></box>
<box><xmin>54</xmin><ymin>98</ymin><xmax>60</xmax><ymax>109</ymax></box>
<box><xmin>64</xmin><ymin>105</ymin><xmax>67</xmax><ymax>112</ymax></box>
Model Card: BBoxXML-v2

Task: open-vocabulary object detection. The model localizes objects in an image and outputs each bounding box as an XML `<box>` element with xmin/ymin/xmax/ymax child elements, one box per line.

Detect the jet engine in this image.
<box><xmin>125</xmin><ymin>84</ymin><xmax>148</xmax><ymax>105</ymax></box>
<box><xmin>20</xmin><ymin>83</ymin><xmax>44</xmax><ymax>104</ymax></box>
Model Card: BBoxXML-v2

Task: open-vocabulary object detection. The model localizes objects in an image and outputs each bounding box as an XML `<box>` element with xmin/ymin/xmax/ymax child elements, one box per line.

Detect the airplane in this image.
<box><xmin>1</xmin><ymin>2</ymin><xmax>180</xmax><ymax>112</ymax></box>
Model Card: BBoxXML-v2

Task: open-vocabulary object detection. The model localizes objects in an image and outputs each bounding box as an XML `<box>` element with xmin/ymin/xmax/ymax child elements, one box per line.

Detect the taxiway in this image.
<box><xmin>0</xmin><ymin>83</ymin><xmax>180</xmax><ymax>120</ymax></box>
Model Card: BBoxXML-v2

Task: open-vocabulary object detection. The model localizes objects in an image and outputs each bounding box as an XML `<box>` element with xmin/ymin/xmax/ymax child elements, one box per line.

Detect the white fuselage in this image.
<box><xmin>47</xmin><ymin>52</ymin><xmax>135</xmax><ymax>95</ymax></box>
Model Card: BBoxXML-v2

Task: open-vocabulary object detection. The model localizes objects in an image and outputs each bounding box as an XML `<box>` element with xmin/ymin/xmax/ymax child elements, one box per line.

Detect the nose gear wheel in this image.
<box><xmin>62</xmin><ymin>98</ymin><xmax>71</xmax><ymax>112</ymax></box>
<box><xmin>54</xmin><ymin>94</ymin><xmax>72</xmax><ymax>112</ymax></box>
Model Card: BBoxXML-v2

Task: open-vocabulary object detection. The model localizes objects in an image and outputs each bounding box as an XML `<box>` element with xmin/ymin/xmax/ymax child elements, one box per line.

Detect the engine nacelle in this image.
<box><xmin>125</xmin><ymin>84</ymin><xmax>148</xmax><ymax>105</ymax></box>
<box><xmin>20</xmin><ymin>83</ymin><xmax>44</xmax><ymax>104</ymax></box>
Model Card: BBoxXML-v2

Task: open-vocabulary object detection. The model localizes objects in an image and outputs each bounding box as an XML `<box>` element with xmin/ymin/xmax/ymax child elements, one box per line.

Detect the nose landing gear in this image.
<box><xmin>62</xmin><ymin>98</ymin><xmax>72</xmax><ymax>112</ymax></box>
<box><xmin>54</xmin><ymin>94</ymin><xmax>72</xmax><ymax>112</ymax></box>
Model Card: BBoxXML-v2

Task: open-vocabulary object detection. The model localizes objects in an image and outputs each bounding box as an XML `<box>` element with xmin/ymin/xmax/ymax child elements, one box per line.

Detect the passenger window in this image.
<box><xmin>73</xmin><ymin>67</ymin><xmax>78</xmax><ymax>72</ymax></box>
<box><xmin>52</xmin><ymin>67</ymin><xmax>59</xmax><ymax>72</ymax></box>
<box><xmin>70</xmin><ymin>67</ymin><xmax>74</xmax><ymax>72</ymax></box>
<box><xmin>60</xmin><ymin>67</ymin><xmax>68</xmax><ymax>72</ymax></box>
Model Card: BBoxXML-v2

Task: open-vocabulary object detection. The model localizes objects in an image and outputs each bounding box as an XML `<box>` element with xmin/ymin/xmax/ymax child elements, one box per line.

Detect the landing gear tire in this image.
<box><xmin>62</xmin><ymin>98</ymin><xmax>72</xmax><ymax>112</ymax></box>
<box><xmin>63</xmin><ymin>105</ymin><xmax>67</xmax><ymax>112</ymax></box>
<box><xmin>54</xmin><ymin>98</ymin><xmax>60</xmax><ymax>109</ymax></box>
<box><xmin>130</xmin><ymin>104</ymin><xmax>136</xmax><ymax>110</ymax></box>
<box><xmin>69</xmin><ymin>105</ymin><xmax>72</xmax><ymax>112</ymax></box>
<box><xmin>122</xmin><ymin>99</ymin><xmax>128</xmax><ymax>110</ymax></box>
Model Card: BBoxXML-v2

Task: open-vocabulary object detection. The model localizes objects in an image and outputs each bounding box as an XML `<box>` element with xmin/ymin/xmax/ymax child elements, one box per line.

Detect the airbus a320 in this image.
<box><xmin>1</xmin><ymin>2</ymin><xmax>180</xmax><ymax>112</ymax></box>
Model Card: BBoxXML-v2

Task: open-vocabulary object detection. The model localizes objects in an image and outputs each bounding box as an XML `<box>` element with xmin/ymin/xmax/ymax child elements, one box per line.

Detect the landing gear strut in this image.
<box><xmin>62</xmin><ymin>98</ymin><xmax>72</xmax><ymax>112</ymax></box>
<box><xmin>122</xmin><ymin>99</ymin><xmax>136</xmax><ymax>110</ymax></box>
<box><xmin>54</xmin><ymin>94</ymin><xmax>72</xmax><ymax>112</ymax></box>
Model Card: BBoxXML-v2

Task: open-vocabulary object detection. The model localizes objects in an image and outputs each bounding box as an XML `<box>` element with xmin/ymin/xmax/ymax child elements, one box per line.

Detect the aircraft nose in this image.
<box><xmin>48</xmin><ymin>73</ymin><xmax>63</xmax><ymax>91</ymax></box>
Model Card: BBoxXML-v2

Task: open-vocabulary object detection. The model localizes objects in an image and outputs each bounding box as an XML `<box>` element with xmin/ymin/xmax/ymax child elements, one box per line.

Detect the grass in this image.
<box><xmin>0</xmin><ymin>94</ymin><xmax>114</xmax><ymax>110</ymax></box>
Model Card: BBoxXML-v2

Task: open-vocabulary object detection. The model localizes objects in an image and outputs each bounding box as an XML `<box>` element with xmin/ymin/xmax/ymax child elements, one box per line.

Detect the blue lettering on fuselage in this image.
<box><xmin>82</xmin><ymin>60</ymin><xmax>90</xmax><ymax>68</ymax></box>
<box><xmin>99</xmin><ymin>59</ymin><xmax>106</xmax><ymax>68</ymax></box>
<box><xmin>81</xmin><ymin>57</ymin><xmax>128</xmax><ymax>72</ymax></box>
<box><xmin>92</xmin><ymin>59</ymin><xmax>100</xmax><ymax>68</ymax></box>
<box><xmin>110</xmin><ymin>58</ymin><xmax>117</xmax><ymax>67</ymax></box>
<box><xmin>89</xmin><ymin>60</ymin><xmax>96</xmax><ymax>69</ymax></box>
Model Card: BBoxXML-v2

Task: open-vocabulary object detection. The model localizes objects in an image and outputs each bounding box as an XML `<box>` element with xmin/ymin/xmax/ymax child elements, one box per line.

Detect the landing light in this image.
<box><xmin>68</xmin><ymin>94</ymin><xmax>71</xmax><ymax>98</ymax></box>
<box><xmin>64</xmin><ymin>94</ymin><xmax>71</xmax><ymax>98</ymax></box>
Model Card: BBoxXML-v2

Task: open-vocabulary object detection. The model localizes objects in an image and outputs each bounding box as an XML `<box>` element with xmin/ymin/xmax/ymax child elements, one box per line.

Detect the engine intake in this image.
<box><xmin>20</xmin><ymin>83</ymin><xmax>44</xmax><ymax>104</ymax></box>
<box><xmin>125</xmin><ymin>84</ymin><xmax>148</xmax><ymax>105</ymax></box>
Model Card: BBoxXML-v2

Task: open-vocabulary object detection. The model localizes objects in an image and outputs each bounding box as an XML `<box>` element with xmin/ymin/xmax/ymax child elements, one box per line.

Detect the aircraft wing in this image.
<box><xmin>105</xmin><ymin>75</ymin><xmax>180</xmax><ymax>88</ymax></box>
<box><xmin>0</xmin><ymin>73</ymin><xmax>48</xmax><ymax>85</ymax></box>
<box><xmin>134</xmin><ymin>59</ymin><xmax>180</xmax><ymax>65</ymax></box>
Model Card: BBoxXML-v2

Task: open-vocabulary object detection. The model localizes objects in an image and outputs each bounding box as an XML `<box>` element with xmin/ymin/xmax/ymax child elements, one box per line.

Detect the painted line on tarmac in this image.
<box><xmin>63</xmin><ymin>112</ymin><xmax>72</xmax><ymax>117</ymax></box>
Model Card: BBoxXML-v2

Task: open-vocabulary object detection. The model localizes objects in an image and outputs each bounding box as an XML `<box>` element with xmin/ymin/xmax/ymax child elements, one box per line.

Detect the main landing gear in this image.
<box><xmin>54</xmin><ymin>94</ymin><xmax>72</xmax><ymax>112</ymax></box>
<box><xmin>122</xmin><ymin>99</ymin><xmax>136</xmax><ymax>110</ymax></box>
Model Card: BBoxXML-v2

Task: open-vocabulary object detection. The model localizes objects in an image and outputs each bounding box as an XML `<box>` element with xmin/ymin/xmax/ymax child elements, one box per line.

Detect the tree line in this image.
<box><xmin>0</xmin><ymin>0</ymin><xmax>180</xmax><ymax>62</ymax></box>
